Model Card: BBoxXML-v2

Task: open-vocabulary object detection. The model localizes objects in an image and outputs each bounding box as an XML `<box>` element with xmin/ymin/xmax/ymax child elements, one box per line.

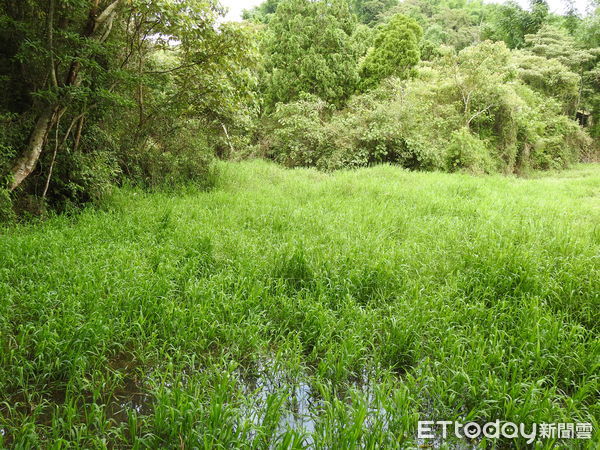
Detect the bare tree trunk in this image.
<box><xmin>48</xmin><ymin>0</ymin><xmax>58</xmax><ymax>89</ymax></box>
<box><xmin>73</xmin><ymin>115</ymin><xmax>85</xmax><ymax>153</ymax></box>
<box><xmin>42</xmin><ymin>112</ymin><xmax>62</xmax><ymax>199</ymax></box>
<box><xmin>9</xmin><ymin>105</ymin><xmax>57</xmax><ymax>191</ymax></box>
<box><xmin>221</xmin><ymin>122</ymin><xmax>235</xmax><ymax>156</ymax></box>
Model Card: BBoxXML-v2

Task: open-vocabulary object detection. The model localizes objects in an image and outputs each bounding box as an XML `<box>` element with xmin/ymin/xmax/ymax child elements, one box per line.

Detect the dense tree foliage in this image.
<box><xmin>249</xmin><ymin>0</ymin><xmax>600</xmax><ymax>174</ymax></box>
<box><xmin>352</xmin><ymin>0</ymin><xmax>398</xmax><ymax>25</ymax></box>
<box><xmin>387</xmin><ymin>0</ymin><xmax>489</xmax><ymax>55</ymax></box>
<box><xmin>242</xmin><ymin>0</ymin><xmax>281</xmax><ymax>23</ymax></box>
<box><xmin>243</xmin><ymin>0</ymin><xmax>399</xmax><ymax>25</ymax></box>
<box><xmin>261</xmin><ymin>0</ymin><xmax>359</xmax><ymax>109</ymax></box>
<box><xmin>2</xmin><ymin>0</ymin><xmax>600</xmax><ymax>220</ymax></box>
<box><xmin>483</xmin><ymin>0</ymin><xmax>550</xmax><ymax>49</ymax></box>
<box><xmin>261</xmin><ymin>41</ymin><xmax>592</xmax><ymax>173</ymax></box>
<box><xmin>0</xmin><ymin>0</ymin><xmax>257</xmax><ymax>217</ymax></box>
<box><xmin>358</xmin><ymin>14</ymin><xmax>422</xmax><ymax>90</ymax></box>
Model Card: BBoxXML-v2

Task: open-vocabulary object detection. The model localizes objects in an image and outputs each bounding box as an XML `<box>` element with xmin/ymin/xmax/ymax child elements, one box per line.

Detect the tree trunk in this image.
<box><xmin>42</xmin><ymin>111</ymin><xmax>61</xmax><ymax>199</ymax></box>
<box><xmin>221</xmin><ymin>122</ymin><xmax>235</xmax><ymax>156</ymax></box>
<box><xmin>9</xmin><ymin>105</ymin><xmax>57</xmax><ymax>191</ymax></box>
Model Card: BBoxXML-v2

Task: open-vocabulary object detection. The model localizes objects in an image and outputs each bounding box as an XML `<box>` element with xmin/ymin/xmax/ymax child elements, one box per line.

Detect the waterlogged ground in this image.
<box><xmin>0</xmin><ymin>161</ymin><xmax>599</xmax><ymax>448</ymax></box>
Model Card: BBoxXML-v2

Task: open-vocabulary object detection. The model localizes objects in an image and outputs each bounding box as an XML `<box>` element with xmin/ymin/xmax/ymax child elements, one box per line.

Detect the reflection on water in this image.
<box><xmin>1</xmin><ymin>356</ymin><xmax>415</xmax><ymax>447</ymax></box>
<box><xmin>236</xmin><ymin>358</ymin><xmax>390</xmax><ymax>445</ymax></box>
<box><xmin>237</xmin><ymin>358</ymin><xmax>317</xmax><ymax>444</ymax></box>
<box><xmin>105</xmin><ymin>373</ymin><xmax>153</xmax><ymax>423</ymax></box>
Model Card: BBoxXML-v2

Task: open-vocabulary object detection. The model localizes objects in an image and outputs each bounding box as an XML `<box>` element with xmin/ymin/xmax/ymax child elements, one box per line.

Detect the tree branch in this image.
<box><xmin>467</xmin><ymin>104</ymin><xmax>494</xmax><ymax>127</ymax></box>
<box><xmin>95</xmin><ymin>0</ymin><xmax>121</xmax><ymax>28</ymax></box>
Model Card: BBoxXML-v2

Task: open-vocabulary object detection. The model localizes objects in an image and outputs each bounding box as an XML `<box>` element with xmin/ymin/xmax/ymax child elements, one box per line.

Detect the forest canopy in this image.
<box><xmin>1</xmin><ymin>0</ymin><xmax>600</xmax><ymax>220</ymax></box>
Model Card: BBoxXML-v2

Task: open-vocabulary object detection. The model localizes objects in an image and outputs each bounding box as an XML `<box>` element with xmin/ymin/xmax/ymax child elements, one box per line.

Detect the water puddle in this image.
<box><xmin>1</xmin><ymin>355</ymin><xmax>477</xmax><ymax>448</ymax></box>
<box><xmin>104</xmin><ymin>373</ymin><xmax>153</xmax><ymax>423</ymax></box>
<box><xmin>104</xmin><ymin>352</ymin><xmax>153</xmax><ymax>423</ymax></box>
<box><xmin>238</xmin><ymin>358</ymin><xmax>318</xmax><ymax>438</ymax></box>
<box><xmin>2</xmin><ymin>352</ymin><xmax>154</xmax><ymax>435</ymax></box>
<box><xmin>235</xmin><ymin>358</ymin><xmax>390</xmax><ymax>444</ymax></box>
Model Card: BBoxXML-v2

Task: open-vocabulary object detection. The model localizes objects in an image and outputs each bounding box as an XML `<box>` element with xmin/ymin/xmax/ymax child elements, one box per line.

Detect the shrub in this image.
<box><xmin>446</xmin><ymin>128</ymin><xmax>493</xmax><ymax>174</ymax></box>
<box><xmin>118</xmin><ymin>122</ymin><xmax>218</xmax><ymax>191</ymax></box>
<box><xmin>266</xmin><ymin>96</ymin><xmax>332</xmax><ymax>168</ymax></box>
<box><xmin>0</xmin><ymin>113</ymin><xmax>20</xmax><ymax>177</ymax></box>
<box><xmin>325</xmin><ymin>88</ymin><xmax>437</xmax><ymax>170</ymax></box>
<box><xmin>0</xmin><ymin>188</ymin><xmax>15</xmax><ymax>223</ymax></box>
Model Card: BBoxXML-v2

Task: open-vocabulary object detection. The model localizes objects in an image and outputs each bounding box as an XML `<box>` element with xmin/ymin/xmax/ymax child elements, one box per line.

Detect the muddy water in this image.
<box><xmin>104</xmin><ymin>373</ymin><xmax>153</xmax><ymax>423</ymax></box>
<box><xmin>103</xmin><ymin>352</ymin><xmax>154</xmax><ymax>423</ymax></box>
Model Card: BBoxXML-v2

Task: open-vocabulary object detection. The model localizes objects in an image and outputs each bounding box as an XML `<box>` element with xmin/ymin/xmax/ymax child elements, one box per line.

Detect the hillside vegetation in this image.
<box><xmin>1</xmin><ymin>161</ymin><xmax>598</xmax><ymax>447</ymax></box>
<box><xmin>3</xmin><ymin>0</ymin><xmax>600</xmax><ymax>218</ymax></box>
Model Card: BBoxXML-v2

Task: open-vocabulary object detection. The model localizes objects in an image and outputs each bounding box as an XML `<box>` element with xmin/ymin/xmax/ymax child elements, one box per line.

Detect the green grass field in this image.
<box><xmin>1</xmin><ymin>161</ymin><xmax>599</xmax><ymax>448</ymax></box>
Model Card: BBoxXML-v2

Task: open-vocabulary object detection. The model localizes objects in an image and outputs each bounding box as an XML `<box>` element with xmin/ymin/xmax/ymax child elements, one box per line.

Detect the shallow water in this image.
<box><xmin>235</xmin><ymin>358</ymin><xmax>392</xmax><ymax>445</ymax></box>
<box><xmin>237</xmin><ymin>358</ymin><xmax>317</xmax><ymax>442</ymax></box>
<box><xmin>104</xmin><ymin>373</ymin><xmax>153</xmax><ymax>423</ymax></box>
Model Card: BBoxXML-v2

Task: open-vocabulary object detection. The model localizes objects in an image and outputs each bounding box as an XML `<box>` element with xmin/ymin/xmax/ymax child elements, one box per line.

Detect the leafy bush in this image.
<box><xmin>446</xmin><ymin>128</ymin><xmax>493</xmax><ymax>174</ymax></box>
<box><xmin>324</xmin><ymin>87</ymin><xmax>438</xmax><ymax>170</ymax></box>
<box><xmin>530</xmin><ymin>119</ymin><xmax>592</xmax><ymax>170</ymax></box>
<box><xmin>265</xmin><ymin>96</ymin><xmax>333</xmax><ymax>167</ymax></box>
<box><xmin>65</xmin><ymin>151</ymin><xmax>121</xmax><ymax>204</ymax></box>
<box><xmin>119</xmin><ymin>125</ymin><xmax>218</xmax><ymax>191</ymax></box>
<box><xmin>0</xmin><ymin>113</ymin><xmax>20</xmax><ymax>176</ymax></box>
<box><xmin>23</xmin><ymin>124</ymin><xmax>122</xmax><ymax>212</ymax></box>
<box><xmin>0</xmin><ymin>188</ymin><xmax>15</xmax><ymax>223</ymax></box>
